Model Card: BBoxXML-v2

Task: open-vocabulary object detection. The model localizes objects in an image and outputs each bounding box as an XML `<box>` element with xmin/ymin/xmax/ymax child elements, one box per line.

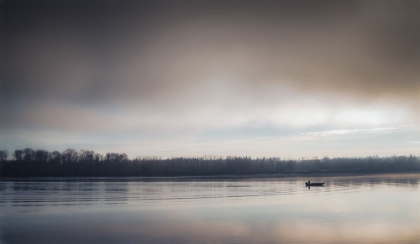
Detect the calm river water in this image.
<box><xmin>1</xmin><ymin>174</ymin><xmax>420</xmax><ymax>244</ymax></box>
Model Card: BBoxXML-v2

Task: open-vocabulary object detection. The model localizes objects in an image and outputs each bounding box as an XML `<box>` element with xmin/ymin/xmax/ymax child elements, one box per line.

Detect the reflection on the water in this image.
<box><xmin>1</xmin><ymin>173</ymin><xmax>420</xmax><ymax>244</ymax></box>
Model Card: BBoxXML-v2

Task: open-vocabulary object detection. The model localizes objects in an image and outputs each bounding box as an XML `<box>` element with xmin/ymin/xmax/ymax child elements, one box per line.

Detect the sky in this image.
<box><xmin>1</xmin><ymin>0</ymin><xmax>419</xmax><ymax>159</ymax></box>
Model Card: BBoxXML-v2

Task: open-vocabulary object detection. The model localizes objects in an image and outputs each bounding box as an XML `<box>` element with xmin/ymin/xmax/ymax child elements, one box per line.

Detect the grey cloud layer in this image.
<box><xmin>1</xmin><ymin>0</ymin><xmax>419</xmax><ymax>131</ymax></box>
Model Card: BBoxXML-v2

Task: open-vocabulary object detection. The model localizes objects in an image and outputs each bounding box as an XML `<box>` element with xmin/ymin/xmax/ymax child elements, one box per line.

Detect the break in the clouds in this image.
<box><xmin>1</xmin><ymin>0</ymin><xmax>419</xmax><ymax>158</ymax></box>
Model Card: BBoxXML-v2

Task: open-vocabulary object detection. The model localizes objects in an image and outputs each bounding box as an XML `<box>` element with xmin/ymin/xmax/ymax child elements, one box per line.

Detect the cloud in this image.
<box><xmin>1</xmin><ymin>0</ymin><xmax>419</xmax><ymax>156</ymax></box>
<box><xmin>299</xmin><ymin>127</ymin><xmax>400</xmax><ymax>138</ymax></box>
<box><xmin>2</xmin><ymin>0</ymin><xmax>419</xmax><ymax>104</ymax></box>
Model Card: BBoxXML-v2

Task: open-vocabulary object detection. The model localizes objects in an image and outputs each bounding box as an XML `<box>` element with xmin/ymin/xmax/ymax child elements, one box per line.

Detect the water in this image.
<box><xmin>1</xmin><ymin>174</ymin><xmax>420</xmax><ymax>244</ymax></box>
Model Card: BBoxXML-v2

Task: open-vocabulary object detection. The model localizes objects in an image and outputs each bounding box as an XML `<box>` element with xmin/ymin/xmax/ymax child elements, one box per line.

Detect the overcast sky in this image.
<box><xmin>1</xmin><ymin>0</ymin><xmax>419</xmax><ymax>158</ymax></box>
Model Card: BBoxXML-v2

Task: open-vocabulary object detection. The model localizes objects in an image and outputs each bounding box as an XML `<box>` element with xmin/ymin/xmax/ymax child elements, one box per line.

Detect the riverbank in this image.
<box><xmin>2</xmin><ymin>170</ymin><xmax>420</xmax><ymax>181</ymax></box>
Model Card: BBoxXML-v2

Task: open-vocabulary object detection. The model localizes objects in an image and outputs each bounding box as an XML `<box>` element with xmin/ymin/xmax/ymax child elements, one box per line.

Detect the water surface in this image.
<box><xmin>1</xmin><ymin>174</ymin><xmax>420</xmax><ymax>243</ymax></box>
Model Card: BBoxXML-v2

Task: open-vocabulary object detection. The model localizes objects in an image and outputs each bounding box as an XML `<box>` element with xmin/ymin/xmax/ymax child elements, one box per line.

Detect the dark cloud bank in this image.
<box><xmin>1</xmin><ymin>0</ymin><xmax>419</xmax><ymax>136</ymax></box>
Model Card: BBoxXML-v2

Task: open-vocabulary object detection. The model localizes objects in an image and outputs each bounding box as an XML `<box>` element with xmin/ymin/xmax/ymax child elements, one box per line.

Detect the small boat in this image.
<box><xmin>305</xmin><ymin>181</ymin><xmax>325</xmax><ymax>187</ymax></box>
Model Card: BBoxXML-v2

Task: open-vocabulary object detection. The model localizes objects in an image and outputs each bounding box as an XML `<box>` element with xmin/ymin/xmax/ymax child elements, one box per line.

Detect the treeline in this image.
<box><xmin>0</xmin><ymin>148</ymin><xmax>419</xmax><ymax>177</ymax></box>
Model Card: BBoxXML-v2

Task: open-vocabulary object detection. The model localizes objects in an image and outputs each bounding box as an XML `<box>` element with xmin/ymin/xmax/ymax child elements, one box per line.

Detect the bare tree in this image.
<box><xmin>0</xmin><ymin>150</ymin><xmax>8</xmax><ymax>162</ymax></box>
<box><xmin>50</xmin><ymin>151</ymin><xmax>61</xmax><ymax>163</ymax></box>
<box><xmin>13</xmin><ymin>149</ymin><xmax>23</xmax><ymax>161</ymax></box>
<box><xmin>118</xmin><ymin>153</ymin><xmax>128</xmax><ymax>162</ymax></box>
<box><xmin>61</xmin><ymin>149</ymin><xmax>79</xmax><ymax>163</ymax></box>
<box><xmin>80</xmin><ymin>150</ymin><xmax>95</xmax><ymax>162</ymax></box>
<box><xmin>35</xmin><ymin>149</ymin><xmax>49</xmax><ymax>162</ymax></box>
<box><xmin>22</xmin><ymin>148</ymin><xmax>35</xmax><ymax>162</ymax></box>
<box><xmin>94</xmin><ymin>153</ymin><xmax>103</xmax><ymax>162</ymax></box>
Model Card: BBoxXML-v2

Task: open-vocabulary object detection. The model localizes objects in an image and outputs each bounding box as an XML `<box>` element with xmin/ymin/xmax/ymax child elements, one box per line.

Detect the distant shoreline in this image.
<box><xmin>2</xmin><ymin>150</ymin><xmax>419</xmax><ymax>178</ymax></box>
<box><xmin>2</xmin><ymin>170</ymin><xmax>420</xmax><ymax>181</ymax></box>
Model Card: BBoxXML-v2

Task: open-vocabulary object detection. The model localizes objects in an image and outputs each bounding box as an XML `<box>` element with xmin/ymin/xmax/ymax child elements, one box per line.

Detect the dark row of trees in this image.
<box><xmin>0</xmin><ymin>148</ymin><xmax>419</xmax><ymax>177</ymax></box>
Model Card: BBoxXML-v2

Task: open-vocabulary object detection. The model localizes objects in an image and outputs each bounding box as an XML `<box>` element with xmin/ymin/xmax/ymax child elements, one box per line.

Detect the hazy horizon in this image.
<box><xmin>1</xmin><ymin>0</ymin><xmax>419</xmax><ymax>159</ymax></box>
